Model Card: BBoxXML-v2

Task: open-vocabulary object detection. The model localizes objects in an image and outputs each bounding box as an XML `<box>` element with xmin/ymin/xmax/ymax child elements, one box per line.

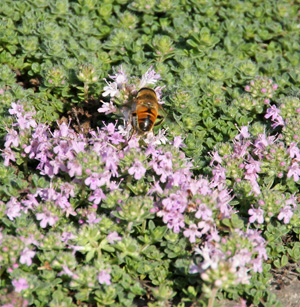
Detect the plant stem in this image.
<box><xmin>84</xmin><ymin>82</ymin><xmax>89</xmax><ymax>101</ymax></box>
<box><xmin>208</xmin><ymin>287</ymin><xmax>218</xmax><ymax>307</ymax></box>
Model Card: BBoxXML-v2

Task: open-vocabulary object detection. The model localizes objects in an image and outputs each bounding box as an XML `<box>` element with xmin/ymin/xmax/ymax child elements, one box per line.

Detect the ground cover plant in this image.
<box><xmin>1</xmin><ymin>0</ymin><xmax>300</xmax><ymax>306</ymax></box>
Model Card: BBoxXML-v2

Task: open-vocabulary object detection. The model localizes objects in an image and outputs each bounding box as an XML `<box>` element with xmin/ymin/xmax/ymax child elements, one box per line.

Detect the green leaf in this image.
<box><xmin>273</xmin><ymin>259</ymin><xmax>281</xmax><ymax>268</ymax></box>
<box><xmin>85</xmin><ymin>250</ymin><xmax>95</xmax><ymax>262</ymax></box>
<box><xmin>281</xmin><ymin>254</ymin><xmax>288</xmax><ymax>267</ymax></box>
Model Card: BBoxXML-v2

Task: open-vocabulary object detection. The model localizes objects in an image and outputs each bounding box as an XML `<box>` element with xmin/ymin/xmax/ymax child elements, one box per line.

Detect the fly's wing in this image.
<box><xmin>154</xmin><ymin>103</ymin><xmax>166</xmax><ymax>126</ymax></box>
<box><xmin>121</xmin><ymin>98</ymin><xmax>137</xmax><ymax>122</ymax></box>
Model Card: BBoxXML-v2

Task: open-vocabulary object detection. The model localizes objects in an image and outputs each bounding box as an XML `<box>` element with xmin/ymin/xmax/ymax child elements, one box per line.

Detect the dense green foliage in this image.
<box><xmin>1</xmin><ymin>0</ymin><xmax>300</xmax><ymax>306</ymax></box>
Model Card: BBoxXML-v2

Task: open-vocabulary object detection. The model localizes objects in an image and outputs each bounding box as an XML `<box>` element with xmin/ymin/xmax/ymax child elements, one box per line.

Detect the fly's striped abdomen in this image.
<box><xmin>135</xmin><ymin>88</ymin><xmax>159</xmax><ymax>133</ymax></box>
<box><xmin>136</xmin><ymin>105</ymin><xmax>158</xmax><ymax>132</ymax></box>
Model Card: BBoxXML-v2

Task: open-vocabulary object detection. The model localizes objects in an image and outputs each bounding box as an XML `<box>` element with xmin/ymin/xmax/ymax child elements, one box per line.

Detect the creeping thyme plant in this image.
<box><xmin>1</xmin><ymin>1</ymin><xmax>300</xmax><ymax>306</ymax></box>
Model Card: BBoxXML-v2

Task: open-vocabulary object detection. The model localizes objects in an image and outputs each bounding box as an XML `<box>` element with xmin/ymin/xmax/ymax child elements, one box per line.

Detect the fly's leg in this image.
<box><xmin>126</xmin><ymin>111</ymin><xmax>137</xmax><ymax>142</ymax></box>
<box><xmin>154</xmin><ymin>115</ymin><xmax>165</xmax><ymax>127</ymax></box>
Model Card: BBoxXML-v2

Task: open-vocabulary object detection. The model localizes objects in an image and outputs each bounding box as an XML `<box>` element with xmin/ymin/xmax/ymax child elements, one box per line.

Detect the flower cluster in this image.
<box><xmin>4</xmin><ymin>68</ymin><xmax>298</xmax><ymax>306</ymax></box>
<box><xmin>210</xmin><ymin>122</ymin><xmax>299</xmax><ymax>227</ymax></box>
<box><xmin>267</xmin><ymin>96</ymin><xmax>300</xmax><ymax>145</ymax></box>
<box><xmin>42</xmin><ymin>66</ymin><xmax>67</xmax><ymax>88</ymax></box>
<box><xmin>150</xmin><ymin>154</ymin><xmax>267</xmax><ymax>291</ymax></box>
<box><xmin>190</xmin><ymin>227</ymin><xmax>267</xmax><ymax>294</ymax></box>
<box><xmin>233</xmin><ymin>76</ymin><xmax>278</xmax><ymax>114</ymax></box>
<box><xmin>1</xmin><ymin>96</ymin><xmax>268</xmax><ymax>303</ymax></box>
<box><xmin>244</xmin><ymin>76</ymin><xmax>278</xmax><ymax>100</ymax></box>
<box><xmin>265</xmin><ymin>104</ymin><xmax>285</xmax><ymax>129</ymax></box>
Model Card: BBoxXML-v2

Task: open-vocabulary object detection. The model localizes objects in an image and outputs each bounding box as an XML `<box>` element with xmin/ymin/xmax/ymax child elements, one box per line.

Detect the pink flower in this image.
<box><xmin>107</xmin><ymin>231</ymin><xmax>122</xmax><ymax>244</ymax></box>
<box><xmin>195</xmin><ymin>242</ymin><xmax>220</xmax><ymax>270</ymax></box>
<box><xmin>287</xmin><ymin>142</ymin><xmax>300</xmax><ymax>160</ymax></box>
<box><xmin>233</xmin><ymin>141</ymin><xmax>251</xmax><ymax>159</ymax></box>
<box><xmin>86</xmin><ymin>212</ymin><xmax>102</xmax><ymax>224</ymax></box>
<box><xmin>12</xmin><ymin>278</ymin><xmax>29</xmax><ymax>292</ymax></box>
<box><xmin>183</xmin><ymin>224</ymin><xmax>202</xmax><ymax>243</ymax></box>
<box><xmin>55</xmin><ymin>195</ymin><xmax>71</xmax><ymax>209</ymax></box>
<box><xmin>102</xmin><ymin>79</ymin><xmax>119</xmax><ymax>97</ymax></box>
<box><xmin>171</xmin><ymin>215</ymin><xmax>186</xmax><ymax>233</ymax></box>
<box><xmin>251</xmin><ymin>257</ymin><xmax>263</xmax><ymax>273</ymax></box>
<box><xmin>89</xmin><ymin>188</ymin><xmax>106</xmax><ymax>204</ymax></box>
<box><xmin>128</xmin><ymin>159</ymin><xmax>146</xmax><ymax>180</ymax></box>
<box><xmin>36</xmin><ymin>211</ymin><xmax>57</xmax><ymax>228</ymax></box>
<box><xmin>211</xmin><ymin>165</ymin><xmax>226</xmax><ymax>185</ymax></box>
<box><xmin>278</xmin><ymin>205</ymin><xmax>293</xmax><ymax>224</ymax></box>
<box><xmin>245</xmin><ymin>158</ymin><xmax>261</xmax><ymax>175</ymax></box>
<box><xmin>207</xmin><ymin>228</ymin><xmax>220</xmax><ymax>242</ymax></box>
<box><xmin>209</xmin><ymin>151</ymin><xmax>222</xmax><ymax>166</ymax></box>
<box><xmin>5</xmin><ymin>197</ymin><xmax>22</xmax><ymax>220</ymax></box>
<box><xmin>248</xmin><ymin>177</ymin><xmax>261</xmax><ymax>196</ymax></box>
<box><xmin>235</xmin><ymin>125</ymin><xmax>250</xmax><ymax>140</ymax></box>
<box><xmin>2</xmin><ymin>147</ymin><xmax>16</xmax><ymax>166</ymax></box>
<box><xmin>58</xmin><ymin>265</ymin><xmax>76</xmax><ymax>277</ymax></box>
<box><xmin>173</xmin><ymin>136</ymin><xmax>184</xmax><ymax>148</ymax></box>
<box><xmin>109</xmin><ymin>66</ymin><xmax>128</xmax><ymax>86</ymax></box>
<box><xmin>195</xmin><ymin>203</ymin><xmax>212</xmax><ymax>220</ymax></box>
<box><xmin>22</xmin><ymin>194</ymin><xmax>39</xmax><ymax>212</ymax></box>
<box><xmin>9</xmin><ymin>102</ymin><xmax>24</xmax><ymax>116</ymax></box>
<box><xmin>20</xmin><ymin>112</ymin><xmax>37</xmax><ymax>129</ymax></box>
<box><xmin>287</xmin><ymin>162</ymin><xmax>300</xmax><ymax>182</ymax></box>
<box><xmin>20</xmin><ymin>247</ymin><xmax>36</xmax><ymax>266</ymax></box>
<box><xmin>264</xmin><ymin>105</ymin><xmax>281</xmax><ymax>121</ymax></box>
<box><xmin>253</xmin><ymin>133</ymin><xmax>274</xmax><ymax>156</ymax></box>
<box><xmin>4</xmin><ymin>128</ymin><xmax>20</xmax><ymax>148</ymax></box>
<box><xmin>248</xmin><ymin>206</ymin><xmax>264</xmax><ymax>224</ymax></box>
<box><xmin>61</xmin><ymin>231</ymin><xmax>76</xmax><ymax>243</ymax></box>
<box><xmin>85</xmin><ymin>173</ymin><xmax>102</xmax><ymax>190</ymax></box>
<box><xmin>198</xmin><ymin>219</ymin><xmax>213</xmax><ymax>235</ymax></box>
<box><xmin>254</xmin><ymin>243</ymin><xmax>268</xmax><ymax>260</ymax></box>
<box><xmin>139</xmin><ymin>67</ymin><xmax>161</xmax><ymax>88</ymax></box>
<box><xmin>102</xmin><ymin>149</ymin><xmax>119</xmax><ymax>176</ymax></box>
<box><xmin>98</xmin><ymin>269</ymin><xmax>111</xmax><ymax>285</ymax></box>
<box><xmin>97</xmin><ymin>101</ymin><xmax>117</xmax><ymax>115</ymax></box>
<box><xmin>71</xmin><ymin>140</ymin><xmax>86</xmax><ymax>154</ymax></box>
<box><xmin>162</xmin><ymin>191</ymin><xmax>187</xmax><ymax>212</ymax></box>
<box><xmin>271</xmin><ymin>115</ymin><xmax>284</xmax><ymax>128</ymax></box>
<box><xmin>286</xmin><ymin>195</ymin><xmax>297</xmax><ymax>208</ymax></box>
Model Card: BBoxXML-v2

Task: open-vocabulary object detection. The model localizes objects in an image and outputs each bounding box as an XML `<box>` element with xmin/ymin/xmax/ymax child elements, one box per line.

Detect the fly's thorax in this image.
<box><xmin>137</xmin><ymin>99</ymin><xmax>159</xmax><ymax>110</ymax></box>
<box><xmin>137</xmin><ymin>88</ymin><xmax>158</xmax><ymax>104</ymax></box>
